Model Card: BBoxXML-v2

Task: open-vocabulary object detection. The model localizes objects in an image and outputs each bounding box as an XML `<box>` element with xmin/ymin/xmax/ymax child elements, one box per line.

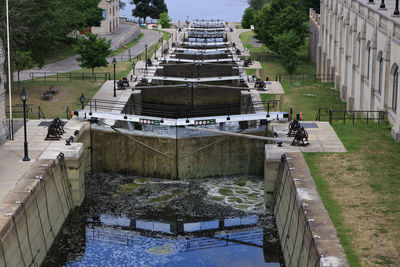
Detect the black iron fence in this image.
<box><xmin>275</xmin><ymin>74</ymin><xmax>334</xmax><ymax>83</ymax></box>
<box><xmin>6</xmin><ymin>104</ymin><xmax>45</xmax><ymax>119</ymax></box>
<box><xmin>248</xmin><ymin>52</ymin><xmax>277</xmax><ymax>62</ymax></box>
<box><xmin>29</xmin><ymin>72</ymin><xmax>111</xmax><ymax>82</ymax></box>
<box><xmin>316</xmin><ymin>107</ymin><xmax>386</xmax><ymax>124</ymax></box>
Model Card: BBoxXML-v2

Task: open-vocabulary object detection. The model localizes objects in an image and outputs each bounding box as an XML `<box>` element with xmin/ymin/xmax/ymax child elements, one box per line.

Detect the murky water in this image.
<box><xmin>120</xmin><ymin>0</ymin><xmax>248</xmax><ymax>22</ymax></box>
<box><xmin>43</xmin><ymin>173</ymin><xmax>283</xmax><ymax>266</ymax></box>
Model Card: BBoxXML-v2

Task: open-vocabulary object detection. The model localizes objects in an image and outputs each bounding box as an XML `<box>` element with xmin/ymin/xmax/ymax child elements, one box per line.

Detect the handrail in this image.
<box><xmin>328</xmin><ymin>109</ymin><xmax>385</xmax><ymax>125</ymax></box>
<box><xmin>85</xmin><ymin>98</ymin><xmax>280</xmax><ymax>119</ymax></box>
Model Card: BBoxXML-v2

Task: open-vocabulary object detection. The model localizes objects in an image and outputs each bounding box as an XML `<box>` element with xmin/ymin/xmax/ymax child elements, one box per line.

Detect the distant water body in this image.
<box><xmin>120</xmin><ymin>0</ymin><xmax>249</xmax><ymax>22</ymax></box>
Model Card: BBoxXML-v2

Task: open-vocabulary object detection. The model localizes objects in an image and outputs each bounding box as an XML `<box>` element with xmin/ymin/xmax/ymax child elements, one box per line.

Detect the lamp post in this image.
<box><xmin>112</xmin><ymin>58</ymin><xmax>117</xmax><ymax>97</ymax></box>
<box><xmin>19</xmin><ymin>88</ymin><xmax>30</xmax><ymax>162</ymax></box>
<box><xmin>80</xmin><ymin>93</ymin><xmax>86</xmax><ymax>109</ymax></box>
<box><xmin>145</xmin><ymin>44</ymin><xmax>148</xmax><ymax>71</ymax></box>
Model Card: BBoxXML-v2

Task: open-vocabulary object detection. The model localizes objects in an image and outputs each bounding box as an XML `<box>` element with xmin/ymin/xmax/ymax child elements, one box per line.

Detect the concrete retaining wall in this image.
<box><xmin>0</xmin><ymin>120</ymin><xmax>87</xmax><ymax>266</ymax></box>
<box><xmin>0</xmin><ymin>158</ymin><xmax>73</xmax><ymax>267</ymax></box>
<box><xmin>265</xmin><ymin>152</ymin><xmax>349</xmax><ymax>267</ymax></box>
<box><xmin>91</xmin><ymin>125</ymin><xmax>267</xmax><ymax>179</ymax></box>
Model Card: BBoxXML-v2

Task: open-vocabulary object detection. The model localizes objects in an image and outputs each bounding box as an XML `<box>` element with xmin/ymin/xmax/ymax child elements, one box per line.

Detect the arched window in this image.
<box><xmin>393</xmin><ymin>66</ymin><xmax>399</xmax><ymax>113</ymax></box>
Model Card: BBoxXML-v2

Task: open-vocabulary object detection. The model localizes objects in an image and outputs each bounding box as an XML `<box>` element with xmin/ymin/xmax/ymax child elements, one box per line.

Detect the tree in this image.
<box><xmin>150</xmin><ymin>0</ymin><xmax>168</xmax><ymax>20</ymax></box>
<box><xmin>241</xmin><ymin>7</ymin><xmax>256</xmax><ymax>29</ymax></box>
<box><xmin>158</xmin><ymin>12</ymin><xmax>171</xmax><ymax>28</ymax></box>
<box><xmin>14</xmin><ymin>51</ymin><xmax>34</xmax><ymax>85</ymax></box>
<box><xmin>74</xmin><ymin>33</ymin><xmax>111</xmax><ymax>74</ymax></box>
<box><xmin>119</xmin><ymin>0</ymin><xmax>126</xmax><ymax>10</ymax></box>
<box><xmin>0</xmin><ymin>0</ymin><xmax>103</xmax><ymax>73</ymax></box>
<box><xmin>254</xmin><ymin>0</ymin><xmax>308</xmax><ymax>49</ymax></box>
<box><xmin>253</xmin><ymin>0</ymin><xmax>308</xmax><ymax>74</ymax></box>
<box><xmin>131</xmin><ymin>0</ymin><xmax>167</xmax><ymax>23</ymax></box>
<box><xmin>248</xmin><ymin>0</ymin><xmax>267</xmax><ymax>10</ymax></box>
<box><xmin>274</xmin><ymin>30</ymin><xmax>299</xmax><ymax>74</ymax></box>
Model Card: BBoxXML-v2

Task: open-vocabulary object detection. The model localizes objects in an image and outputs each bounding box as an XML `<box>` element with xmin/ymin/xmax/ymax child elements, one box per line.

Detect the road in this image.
<box><xmin>14</xmin><ymin>26</ymin><xmax>161</xmax><ymax>81</ymax></box>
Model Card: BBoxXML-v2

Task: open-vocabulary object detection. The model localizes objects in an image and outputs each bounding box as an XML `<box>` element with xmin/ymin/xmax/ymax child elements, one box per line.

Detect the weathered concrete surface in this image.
<box><xmin>91</xmin><ymin>125</ymin><xmax>268</xmax><ymax>179</ymax></box>
<box><xmin>0</xmin><ymin>159</ymin><xmax>73</xmax><ymax>267</ymax></box>
<box><xmin>0</xmin><ymin>118</ymin><xmax>88</xmax><ymax>266</ymax></box>
<box><xmin>268</xmin><ymin>121</ymin><xmax>347</xmax><ymax>153</ymax></box>
<box><xmin>266</xmin><ymin>152</ymin><xmax>349</xmax><ymax>267</ymax></box>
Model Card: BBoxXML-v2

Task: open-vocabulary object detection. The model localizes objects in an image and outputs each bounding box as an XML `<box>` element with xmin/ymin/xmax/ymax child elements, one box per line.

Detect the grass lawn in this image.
<box><xmin>242</xmin><ymin>29</ymin><xmax>400</xmax><ymax>265</ymax></box>
<box><xmin>111</xmin><ymin>33</ymin><xmax>144</xmax><ymax>56</ymax></box>
<box><xmin>239</xmin><ymin>31</ymin><xmax>316</xmax><ymax>79</ymax></box>
<box><xmin>7</xmin><ymin>80</ymin><xmax>102</xmax><ymax>119</ymax></box>
<box><xmin>304</xmin><ymin>122</ymin><xmax>400</xmax><ymax>266</ymax></box>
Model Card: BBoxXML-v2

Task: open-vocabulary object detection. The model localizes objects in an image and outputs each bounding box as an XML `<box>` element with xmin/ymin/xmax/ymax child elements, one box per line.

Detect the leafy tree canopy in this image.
<box><xmin>0</xmin><ymin>0</ymin><xmax>103</xmax><ymax>68</ymax></box>
<box><xmin>248</xmin><ymin>0</ymin><xmax>268</xmax><ymax>10</ymax></box>
<box><xmin>131</xmin><ymin>0</ymin><xmax>168</xmax><ymax>23</ymax></box>
<box><xmin>241</xmin><ymin>7</ymin><xmax>257</xmax><ymax>29</ymax></box>
<box><xmin>158</xmin><ymin>12</ymin><xmax>172</xmax><ymax>28</ymax></box>
<box><xmin>74</xmin><ymin>33</ymin><xmax>111</xmax><ymax>73</ymax></box>
<box><xmin>253</xmin><ymin>0</ymin><xmax>308</xmax><ymax>73</ymax></box>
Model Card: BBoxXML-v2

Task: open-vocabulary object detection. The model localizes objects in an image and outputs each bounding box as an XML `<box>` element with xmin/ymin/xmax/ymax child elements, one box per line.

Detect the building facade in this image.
<box><xmin>0</xmin><ymin>38</ymin><xmax>8</xmax><ymax>143</ymax></box>
<box><xmin>314</xmin><ymin>0</ymin><xmax>400</xmax><ymax>141</ymax></box>
<box><xmin>92</xmin><ymin>0</ymin><xmax>120</xmax><ymax>34</ymax></box>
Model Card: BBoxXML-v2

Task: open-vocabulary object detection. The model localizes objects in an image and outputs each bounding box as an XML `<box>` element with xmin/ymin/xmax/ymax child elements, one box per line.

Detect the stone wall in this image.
<box><xmin>317</xmin><ymin>0</ymin><xmax>400</xmax><ymax>141</ymax></box>
<box><xmin>308</xmin><ymin>9</ymin><xmax>320</xmax><ymax>64</ymax></box>
<box><xmin>0</xmin><ymin>158</ymin><xmax>74</xmax><ymax>266</ymax></box>
<box><xmin>0</xmin><ymin>38</ymin><xmax>8</xmax><ymax>143</ymax></box>
<box><xmin>265</xmin><ymin>152</ymin><xmax>349</xmax><ymax>267</ymax></box>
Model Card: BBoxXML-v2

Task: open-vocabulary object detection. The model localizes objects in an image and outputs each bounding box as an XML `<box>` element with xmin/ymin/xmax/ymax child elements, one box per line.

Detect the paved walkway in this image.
<box><xmin>228</xmin><ymin>29</ymin><xmax>251</xmax><ymax>57</ymax></box>
<box><xmin>267</xmin><ymin>121</ymin><xmax>347</xmax><ymax>153</ymax></box>
<box><xmin>0</xmin><ymin>119</ymin><xmax>82</xmax><ymax>202</ymax></box>
<box><xmin>14</xmin><ymin>27</ymin><xmax>161</xmax><ymax>81</ymax></box>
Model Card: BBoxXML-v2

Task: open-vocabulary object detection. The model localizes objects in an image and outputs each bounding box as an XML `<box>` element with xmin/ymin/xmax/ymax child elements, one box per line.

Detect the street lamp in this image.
<box><xmin>19</xmin><ymin>88</ymin><xmax>30</xmax><ymax>162</ymax></box>
<box><xmin>112</xmin><ymin>58</ymin><xmax>117</xmax><ymax>97</ymax></box>
<box><xmin>80</xmin><ymin>93</ymin><xmax>86</xmax><ymax>109</ymax></box>
<box><xmin>145</xmin><ymin>44</ymin><xmax>148</xmax><ymax>71</ymax></box>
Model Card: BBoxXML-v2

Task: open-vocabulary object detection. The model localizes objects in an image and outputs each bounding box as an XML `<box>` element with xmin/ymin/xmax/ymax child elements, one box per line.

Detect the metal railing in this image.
<box><xmin>328</xmin><ymin>109</ymin><xmax>386</xmax><ymax>125</ymax></box>
<box><xmin>275</xmin><ymin>73</ymin><xmax>334</xmax><ymax>83</ymax></box>
<box><xmin>6</xmin><ymin>104</ymin><xmax>45</xmax><ymax>119</ymax></box>
<box><xmin>85</xmin><ymin>98</ymin><xmax>280</xmax><ymax>119</ymax></box>
<box><xmin>248</xmin><ymin>52</ymin><xmax>277</xmax><ymax>62</ymax></box>
<box><xmin>29</xmin><ymin>72</ymin><xmax>111</xmax><ymax>82</ymax></box>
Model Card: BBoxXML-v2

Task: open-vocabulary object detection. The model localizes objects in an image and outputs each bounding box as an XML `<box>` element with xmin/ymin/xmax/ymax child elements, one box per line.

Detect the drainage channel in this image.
<box><xmin>42</xmin><ymin>173</ymin><xmax>283</xmax><ymax>266</ymax></box>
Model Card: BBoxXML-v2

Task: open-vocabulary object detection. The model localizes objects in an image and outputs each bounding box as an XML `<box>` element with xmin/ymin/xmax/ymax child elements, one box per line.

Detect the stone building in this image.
<box><xmin>92</xmin><ymin>0</ymin><xmax>120</xmax><ymax>34</ymax></box>
<box><xmin>311</xmin><ymin>0</ymin><xmax>400</xmax><ymax>141</ymax></box>
<box><xmin>0</xmin><ymin>38</ymin><xmax>8</xmax><ymax>143</ymax></box>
